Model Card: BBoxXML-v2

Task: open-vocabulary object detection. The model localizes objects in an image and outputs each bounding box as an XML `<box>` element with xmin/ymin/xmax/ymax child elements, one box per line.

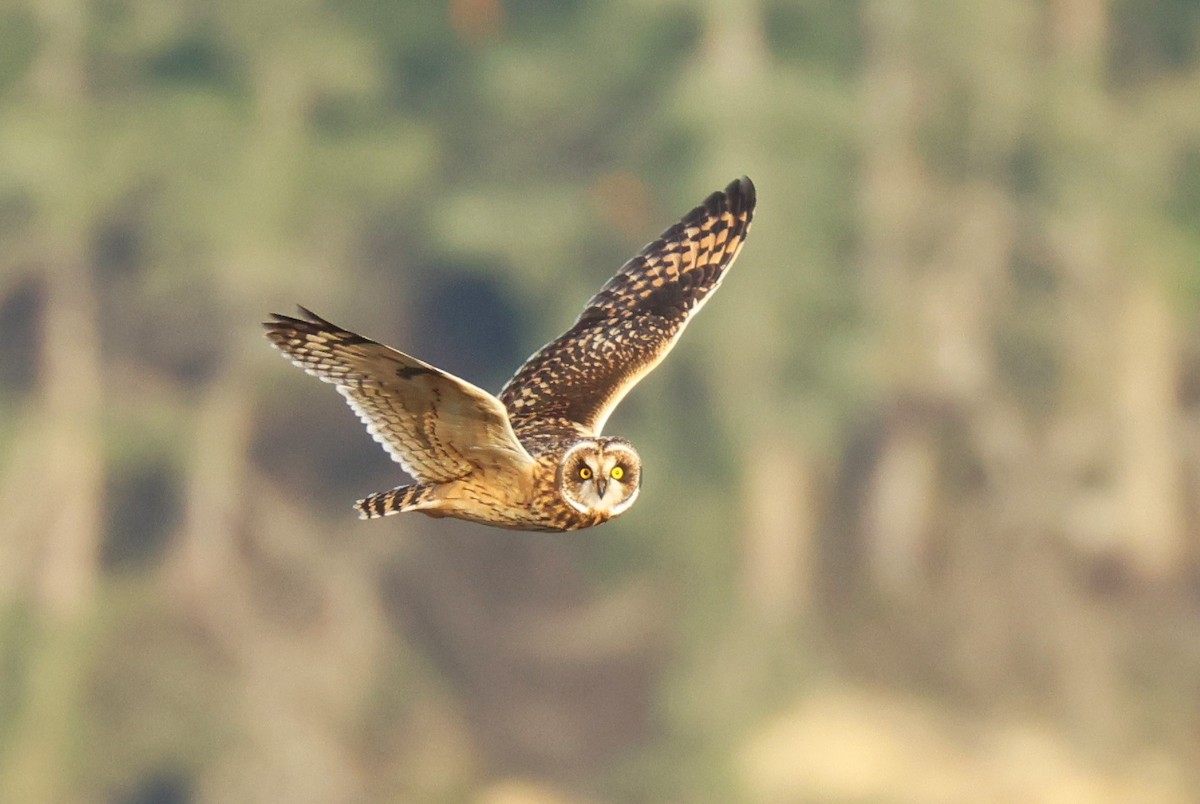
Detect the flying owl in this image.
<box><xmin>263</xmin><ymin>176</ymin><xmax>755</xmax><ymax>531</ymax></box>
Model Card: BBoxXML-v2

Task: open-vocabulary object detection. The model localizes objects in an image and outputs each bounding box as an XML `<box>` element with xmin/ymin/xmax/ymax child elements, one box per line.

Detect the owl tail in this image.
<box><xmin>355</xmin><ymin>484</ymin><xmax>436</xmax><ymax>520</ymax></box>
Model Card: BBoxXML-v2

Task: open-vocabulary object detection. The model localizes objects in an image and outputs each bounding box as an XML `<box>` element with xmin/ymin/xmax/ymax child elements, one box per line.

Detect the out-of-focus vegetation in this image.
<box><xmin>3</xmin><ymin>0</ymin><xmax>1200</xmax><ymax>801</ymax></box>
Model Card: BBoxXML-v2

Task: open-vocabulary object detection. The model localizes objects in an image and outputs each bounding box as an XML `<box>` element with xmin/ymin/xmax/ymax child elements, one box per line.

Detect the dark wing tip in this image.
<box><xmin>729</xmin><ymin>175</ymin><xmax>755</xmax><ymax>211</ymax></box>
<box><xmin>717</xmin><ymin>175</ymin><xmax>754</xmax><ymax>215</ymax></box>
<box><xmin>262</xmin><ymin>305</ymin><xmax>328</xmax><ymax>332</ymax></box>
<box><xmin>294</xmin><ymin>305</ymin><xmax>329</xmax><ymax>324</ymax></box>
<box><xmin>699</xmin><ymin>176</ymin><xmax>756</xmax><ymax>221</ymax></box>
<box><xmin>263</xmin><ymin>312</ymin><xmax>294</xmax><ymax>335</ymax></box>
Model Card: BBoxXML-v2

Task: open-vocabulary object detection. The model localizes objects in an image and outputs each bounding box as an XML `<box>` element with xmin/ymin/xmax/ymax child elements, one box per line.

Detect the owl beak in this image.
<box><xmin>595</xmin><ymin>477</ymin><xmax>608</xmax><ymax>499</ymax></box>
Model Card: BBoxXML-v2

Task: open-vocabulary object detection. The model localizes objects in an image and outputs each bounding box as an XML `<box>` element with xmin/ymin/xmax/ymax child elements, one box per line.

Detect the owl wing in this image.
<box><xmin>264</xmin><ymin>307</ymin><xmax>535</xmax><ymax>483</ymax></box>
<box><xmin>499</xmin><ymin>176</ymin><xmax>755</xmax><ymax>437</ymax></box>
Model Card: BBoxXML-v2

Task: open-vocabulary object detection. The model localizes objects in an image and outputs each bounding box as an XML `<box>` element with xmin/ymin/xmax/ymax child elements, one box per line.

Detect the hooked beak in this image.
<box><xmin>595</xmin><ymin>476</ymin><xmax>608</xmax><ymax>499</ymax></box>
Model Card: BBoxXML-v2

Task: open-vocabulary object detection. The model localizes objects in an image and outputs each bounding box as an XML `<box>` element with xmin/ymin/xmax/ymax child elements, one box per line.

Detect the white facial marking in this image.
<box><xmin>560</xmin><ymin>440</ymin><xmax>640</xmax><ymax>516</ymax></box>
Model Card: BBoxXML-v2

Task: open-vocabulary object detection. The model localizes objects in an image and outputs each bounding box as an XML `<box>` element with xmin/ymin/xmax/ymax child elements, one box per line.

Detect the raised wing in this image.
<box><xmin>264</xmin><ymin>308</ymin><xmax>535</xmax><ymax>483</ymax></box>
<box><xmin>500</xmin><ymin>176</ymin><xmax>755</xmax><ymax>438</ymax></box>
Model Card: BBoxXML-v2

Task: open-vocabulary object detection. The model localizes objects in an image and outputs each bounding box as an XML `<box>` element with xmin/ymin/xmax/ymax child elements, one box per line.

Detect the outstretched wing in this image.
<box><xmin>500</xmin><ymin>176</ymin><xmax>755</xmax><ymax>438</ymax></box>
<box><xmin>264</xmin><ymin>308</ymin><xmax>535</xmax><ymax>484</ymax></box>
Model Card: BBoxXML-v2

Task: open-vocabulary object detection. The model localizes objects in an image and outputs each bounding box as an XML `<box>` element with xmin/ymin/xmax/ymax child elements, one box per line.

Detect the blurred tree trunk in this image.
<box><xmin>691</xmin><ymin>0</ymin><xmax>821</xmax><ymax>633</ymax></box>
<box><xmin>25</xmin><ymin>0</ymin><xmax>102</xmax><ymax>623</ymax></box>
<box><xmin>858</xmin><ymin>0</ymin><xmax>935</xmax><ymax>599</ymax></box>
<box><xmin>1047</xmin><ymin>0</ymin><xmax>1186</xmax><ymax>580</ymax></box>
<box><xmin>741</xmin><ymin>440</ymin><xmax>815</xmax><ymax>626</ymax></box>
<box><xmin>34</xmin><ymin>251</ymin><xmax>103</xmax><ymax>615</ymax></box>
<box><xmin>861</xmin><ymin>0</ymin><xmax>921</xmax><ymax>367</ymax></box>
<box><xmin>0</xmin><ymin>0</ymin><xmax>105</xmax><ymax>801</ymax></box>
<box><xmin>1116</xmin><ymin>279</ymin><xmax>1184</xmax><ymax>577</ymax></box>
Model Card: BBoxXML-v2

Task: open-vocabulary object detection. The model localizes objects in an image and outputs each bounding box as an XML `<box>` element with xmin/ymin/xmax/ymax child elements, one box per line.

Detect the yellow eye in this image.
<box><xmin>579</xmin><ymin>466</ymin><xmax>592</xmax><ymax>480</ymax></box>
<box><xmin>611</xmin><ymin>466</ymin><xmax>624</xmax><ymax>480</ymax></box>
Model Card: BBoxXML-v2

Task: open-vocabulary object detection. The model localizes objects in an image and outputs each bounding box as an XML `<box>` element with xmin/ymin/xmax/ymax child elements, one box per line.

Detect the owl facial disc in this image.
<box><xmin>559</xmin><ymin>438</ymin><xmax>641</xmax><ymax>516</ymax></box>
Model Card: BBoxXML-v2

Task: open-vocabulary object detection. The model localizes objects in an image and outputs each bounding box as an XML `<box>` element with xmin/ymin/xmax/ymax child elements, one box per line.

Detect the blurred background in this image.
<box><xmin>3</xmin><ymin>0</ymin><xmax>1200</xmax><ymax>801</ymax></box>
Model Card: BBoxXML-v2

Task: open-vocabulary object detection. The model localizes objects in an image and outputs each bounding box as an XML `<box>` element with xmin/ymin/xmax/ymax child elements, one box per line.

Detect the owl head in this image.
<box><xmin>558</xmin><ymin>437</ymin><xmax>642</xmax><ymax>518</ymax></box>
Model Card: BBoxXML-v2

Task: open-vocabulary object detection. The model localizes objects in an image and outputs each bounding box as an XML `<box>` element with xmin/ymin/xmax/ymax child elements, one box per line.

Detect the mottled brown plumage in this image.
<box><xmin>263</xmin><ymin>176</ymin><xmax>755</xmax><ymax>531</ymax></box>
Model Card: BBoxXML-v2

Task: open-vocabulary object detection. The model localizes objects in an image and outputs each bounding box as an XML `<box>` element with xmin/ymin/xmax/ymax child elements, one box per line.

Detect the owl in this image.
<box><xmin>264</xmin><ymin>176</ymin><xmax>755</xmax><ymax>531</ymax></box>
